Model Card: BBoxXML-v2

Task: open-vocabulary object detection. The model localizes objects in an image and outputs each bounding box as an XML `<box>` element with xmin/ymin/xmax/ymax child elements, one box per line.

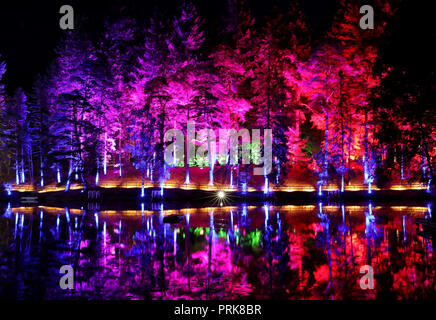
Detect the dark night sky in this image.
<box><xmin>0</xmin><ymin>0</ymin><xmax>339</xmax><ymax>94</ymax></box>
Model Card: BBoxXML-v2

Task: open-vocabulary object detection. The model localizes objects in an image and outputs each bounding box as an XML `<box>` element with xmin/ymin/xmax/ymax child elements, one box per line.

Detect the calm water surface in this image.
<box><xmin>0</xmin><ymin>202</ymin><xmax>435</xmax><ymax>300</ymax></box>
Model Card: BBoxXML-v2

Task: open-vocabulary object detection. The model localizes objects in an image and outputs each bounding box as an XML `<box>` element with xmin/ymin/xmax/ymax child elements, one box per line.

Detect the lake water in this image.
<box><xmin>0</xmin><ymin>202</ymin><xmax>434</xmax><ymax>300</ymax></box>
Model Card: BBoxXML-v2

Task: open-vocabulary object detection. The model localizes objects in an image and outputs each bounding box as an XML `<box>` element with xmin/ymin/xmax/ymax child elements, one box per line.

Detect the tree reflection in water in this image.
<box><xmin>0</xmin><ymin>202</ymin><xmax>435</xmax><ymax>299</ymax></box>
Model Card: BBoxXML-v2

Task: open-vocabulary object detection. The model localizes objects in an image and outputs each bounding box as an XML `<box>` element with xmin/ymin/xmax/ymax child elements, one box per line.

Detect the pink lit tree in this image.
<box><xmin>210</xmin><ymin>0</ymin><xmax>254</xmax><ymax>186</ymax></box>
<box><xmin>100</xmin><ymin>18</ymin><xmax>140</xmax><ymax>178</ymax></box>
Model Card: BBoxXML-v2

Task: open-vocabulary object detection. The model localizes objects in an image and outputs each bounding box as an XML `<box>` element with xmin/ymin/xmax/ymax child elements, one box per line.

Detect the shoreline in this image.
<box><xmin>2</xmin><ymin>187</ymin><xmax>434</xmax><ymax>211</ymax></box>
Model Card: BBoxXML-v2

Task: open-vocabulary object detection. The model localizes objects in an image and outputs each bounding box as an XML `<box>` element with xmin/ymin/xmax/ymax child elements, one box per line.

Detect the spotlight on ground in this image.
<box><xmin>217</xmin><ymin>191</ymin><xmax>226</xmax><ymax>199</ymax></box>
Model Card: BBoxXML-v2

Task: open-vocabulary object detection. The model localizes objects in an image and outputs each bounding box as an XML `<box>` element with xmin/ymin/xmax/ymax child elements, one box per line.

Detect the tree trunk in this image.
<box><xmin>21</xmin><ymin>146</ymin><xmax>25</xmax><ymax>184</ymax></box>
<box><xmin>347</xmin><ymin>116</ymin><xmax>352</xmax><ymax>185</ymax></box>
<box><xmin>103</xmin><ymin>132</ymin><xmax>107</xmax><ymax>175</ymax></box>
<box><xmin>40</xmin><ymin>155</ymin><xmax>44</xmax><ymax>187</ymax></box>
<box><xmin>324</xmin><ymin>112</ymin><xmax>329</xmax><ymax>176</ymax></box>
<box><xmin>28</xmin><ymin>145</ymin><xmax>34</xmax><ymax>185</ymax></box>
<box><xmin>141</xmin><ymin>168</ymin><xmax>145</xmax><ymax>197</ymax></box>
<box><xmin>364</xmin><ymin>109</ymin><xmax>369</xmax><ymax>183</ymax></box>
<box><xmin>95</xmin><ymin>156</ymin><xmax>99</xmax><ymax>185</ymax></box>
<box><xmin>185</xmin><ymin>131</ymin><xmax>190</xmax><ymax>184</ymax></box>
<box><xmin>119</xmin><ymin>137</ymin><xmax>122</xmax><ymax>177</ymax></box>
<box><xmin>15</xmin><ymin>158</ymin><xmax>19</xmax><ymax>185</ymax></box>
<box><xmin>207</xmin><ymin>126</ymin><xmax>214</xmax><ymax>186</ymax></box>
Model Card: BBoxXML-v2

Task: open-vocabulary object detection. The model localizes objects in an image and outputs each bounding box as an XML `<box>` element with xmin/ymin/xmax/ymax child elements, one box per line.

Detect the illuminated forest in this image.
<box><xmin>0</xmin><ymin>0</ymin><xmax>434</xmax><ymax>195</ymax></box>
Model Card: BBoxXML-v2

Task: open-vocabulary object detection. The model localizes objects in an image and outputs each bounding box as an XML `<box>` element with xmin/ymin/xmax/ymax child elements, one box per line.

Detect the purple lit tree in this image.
<box><xmin>0</xmin><ymin>58</ymin><xmax>8</xmax><ymax>181</ymax></box>
<box><xmin>170</xmin><ymin>1</ymin><xmax>205</xmax><ymax>185</ymax></box>
<box><xmin>49</xmin><ymin>31</ymin><xmax>103</xmax><ymax>191</ymax></box>
<box><xmin>101</xmin><ymin>18</ymin><xmax>140</xmax><ymax>178</ymax></box>
<box><xmin>2</xmin><ymin>88</ymin><xmax>32</xmax><ymax>185</ymax></box>
<box><xmin>29</xmin><ymin>74</ymin><xmax>52</xmax><ymax>187</ymax></box>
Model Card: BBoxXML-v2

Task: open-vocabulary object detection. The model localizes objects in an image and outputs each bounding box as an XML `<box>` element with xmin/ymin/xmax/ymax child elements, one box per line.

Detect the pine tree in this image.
<box><xmin>192</xmin><ymin>61</ymin><xmax>223</xmax><ymax>186</ymax></box>
<box><xmin>49</xmin><ymin>31</ymin><xmax>102</xmax><ymax>191</ymax></box>
<box><xmin>29</xmin><ymin>74</ymin><xmax>52</xmax><ymax>187</ymax></box>
<box><xmin>101</xmin><ymin>17</ymin><xmax>140</xmax><ymax>178</ymax></box>
<box><xmin>371</xmin><ymin>0</ymin><xmax>435</xmax><ymax>191</ymax></box>
<box><xmin>298</xmin><ymin>43</ymin><xmax>347</xmax><ymax>194</ymax></box>
<box><xmin>169</xmin><ymin>1</ymin><xmax>205</xmax><ymax>184</ymax></box>
<box><xmin>0</xmin><ymin>57</ymin><xmax>8</xmax><ymax>182</ymax></box>
<box><xmin>211</xmin><ymin>0</ymin><xmax>254</xmax><ymax>186</ymax></box>
<box><xmin>2</xmin><ymin>88</ymin><xmax>32</xmax><ymax>185</ymax></box>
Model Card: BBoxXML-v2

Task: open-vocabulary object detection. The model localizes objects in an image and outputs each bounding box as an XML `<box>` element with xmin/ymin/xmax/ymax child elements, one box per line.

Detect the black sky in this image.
<box><xmin>0</xmin><ymin>0</ymin><xmax>339</xmax><ymax>94</ymax></box>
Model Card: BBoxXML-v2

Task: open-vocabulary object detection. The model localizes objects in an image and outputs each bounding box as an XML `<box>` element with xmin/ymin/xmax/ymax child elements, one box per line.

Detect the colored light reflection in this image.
<box><xmin>0</xmin><ymin>203</ymin><xmax>435</xmax><ymax>300</ymax></box>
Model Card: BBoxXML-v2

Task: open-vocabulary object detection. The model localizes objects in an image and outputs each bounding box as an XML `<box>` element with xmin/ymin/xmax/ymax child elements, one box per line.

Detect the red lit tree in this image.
<box><xmin>298</xmin><ymin>42</ymin><xmax>348</xmax><ymax>193</ymax></box>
